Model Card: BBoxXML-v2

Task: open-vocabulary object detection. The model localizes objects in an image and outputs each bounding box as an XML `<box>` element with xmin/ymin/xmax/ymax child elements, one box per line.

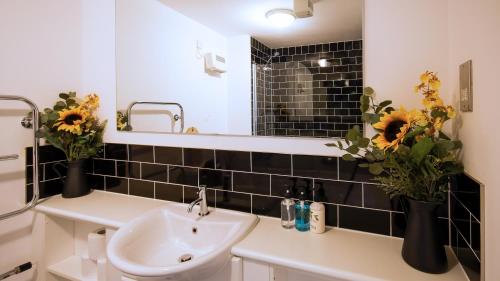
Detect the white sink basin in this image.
<box><xmin>107</xmin><ymin>203</ymin><xmax>258</xmax><ymax>280</ymax></box>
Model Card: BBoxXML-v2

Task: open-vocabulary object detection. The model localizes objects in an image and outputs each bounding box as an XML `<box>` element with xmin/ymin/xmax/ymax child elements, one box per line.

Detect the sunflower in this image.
<box><xmin>373</xmin><ymin>107</ymin><xmax>411</xmax><ymax>150</ymax></box>
<box><xmin>54</xmin><ymin>107</ymin><xmax>88</xmax><ymax>135</ymax></box>
<box><xmin>81</xmin><ymin>93</ymin><xmax>99</xmax><ymax>111</ymax></box>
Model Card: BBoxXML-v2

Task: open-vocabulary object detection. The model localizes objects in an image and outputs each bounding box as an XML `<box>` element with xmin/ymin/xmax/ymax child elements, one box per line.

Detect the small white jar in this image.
<box><xmin>310</xmin><ymin>202</ymin><xmax>326</xmax><ymax>234</ymax></box>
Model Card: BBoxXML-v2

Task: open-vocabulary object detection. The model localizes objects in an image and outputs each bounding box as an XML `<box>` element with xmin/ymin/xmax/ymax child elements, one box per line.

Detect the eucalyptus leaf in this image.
<box><xmin>368</xmin><ymin>163</ymin><xmax>384</xmax><ymax>175</ymax></box>
<box><xmin>384</xmin><ymin>107</ymin><xmax>395</xmax><ymax>113</ymax></box>
<box><xmin>358</xmin><ymin>137</ymin><xmax>370</xmax><ymax>148</ymax></box>
<box><xmin>360</xmin><ymin>95</ymin><xmax>370</xmax><ymax>112</ymax></box>
<box><xmin>346</xmin><ymin>145</ymin><xmax>359</xmax><ymax>154</ymax></box>
<box><xmin>59</xmin><ymin>93</ymin><xmax>69</xmax><ymax>100</ymax></box>
<box><xmin>363</xmin><ymin>87</ymin><xmax>375</xmax><ymax>97</ymax></box>
<box><xmin>342</xmin><ymin>154</ymin><xmax>355</xmax><ymax>161</ymax></box>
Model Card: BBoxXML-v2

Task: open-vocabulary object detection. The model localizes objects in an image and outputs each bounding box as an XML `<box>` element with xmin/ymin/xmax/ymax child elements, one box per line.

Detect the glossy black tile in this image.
<box><xmin>105</xmin><ymin>143</ymin><xmax>127</xmax><ymax>160</ymax></box>
<box><xmin>314</xmin><ymin>180</ymin><xmax>362</xmax><ymax>207</ymax></box>
<box><xmin>141</xmin><ymin>163</ymin><xmax>168</xmax><ymax>182</ymax></box>
<box><xmin>184</xmin><ymin>148</ymin><xmax>215</xmax><ymax>168</ymax></box>
<box><xmin>215</xmin><ymin>150</ymin><xmax>251</xmax><ymax>172</ymax></box>
<box><xmin>338</xmin><ymin>158</ymin><xmax>372</xmax><ymax>182</ymax></box>
<box><xmin>184</xmin><ymin>185</ymin><xmax>215</xmax><ymax>207</ymax></box>
<box><xmin>292</xmin><ymin>155</ymin><xmax>337</xmax><ymax>179</ymax></box>
<box><xmin>38</xmin><ymin>145</ymin><xmax>66</xmax><ymax>163</ymax></box>
<box><xmin>451</xmin><ymin>173</ymin><xmax>481</xmax><ymax>220</ymax></box>
<box><xmin>155</xmin><ymin>183</ymin><xmax>183</xmax><ymax>203</ymax></box>
<box><xmin>252</xmin><ymin>195</ymin><xmax>281</xmax><ymax>218</ymax></box>
<box><xmin>128</xmin><ymin>145</ymin><xmax>154</xmax><ymax>162</ymax></box>
<box><xmin>105</xmin><ymin>176</ymin><xmax>128</xmax><ymax>194</ymax></box>
<box><xmin>391</xmin><ymin>212</ymin><xmax>406</xmax><ymax>238</ymax></box>
<box><xmin>88</xmin><ymin>174</ymin><xmax>105</xmax><ymax>190</ymax></box>
<box><xmin>270</xmin><ymin>175</ymin><xmax>308</xmax><ymax>197</ymax></box>
<box><xmin>471</xmin><ymin>219</ymin><xmax>480</xmax><ymax>252</ymax></box>
<box><xmin>457</xmin><ymin>233</ymin><xmax>481</xmax><ymax>281</ymax></box>
<box><xmin>325</xmin><ymin>203</ymin><xmax>338</xmax><ymax>227</ymax></box>
<box><xmin>363</xmin><ymin>184</ymin><xmax>392</xmax><ymax>210</ymax></box>
<box><xmin>38</xmin><ymin>179</ymin><xmax>64</xmax><ymax>199</ymax></box>
<box><xmin>233</xmin><ymin>172</ymin><xmax>270</xmax><ymax>195</ymax></box>
<box><xmin>252</xmin><ymin>152</ymin><xmax>291</xmax><ymax>175</ymax></box>
<box><xmin>216</xmin><ymin>191</ymin><xmax>251</xmax><ymax>213</ymax></box>
<box><xmin>154</xmin><ymin>146</ymin><xmax>182</xmax><ymax>165</ymax></box>
<box><xmin>199</xmin><ymin>169</ymin><xmax>232</xmax><ymax>190</ymax></box>
<box><xmin>93</xmin><ymin>159</ymin><xmax>115</xmax><ymax>176</ymax></box>
<box><xmin>44</xmin><ymin>162</ymin><xmax>67</xmax><ymax>181</ymax></box>
<box><xmin>451</xmin><ymin>194</ymin><xmax>471</xmax><ymax>243</ymax></box>
<box><xmin>129</xmin><ymin>179</ymin><xmax>154</xmax><ymax>198</ymax></box>
<box><xmin>169</xmin><ymin>166</ymin><xmax>198</xmax><ymax>186</ymax></box>
<box><xmin>339</xmin><ymin>206</ymin><xmax>390</xmax><ymax>235</ymax></box>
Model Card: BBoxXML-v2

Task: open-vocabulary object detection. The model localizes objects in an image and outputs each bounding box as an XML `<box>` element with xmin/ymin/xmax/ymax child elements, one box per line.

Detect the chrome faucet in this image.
<box><xmin>187</xmin><ymin>185</ymin><xmax>210</xmax><ymax>216</ymax></box>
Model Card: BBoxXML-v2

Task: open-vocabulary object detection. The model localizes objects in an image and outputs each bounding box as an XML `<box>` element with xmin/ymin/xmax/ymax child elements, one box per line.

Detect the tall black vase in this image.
<box><xmin>402</xmin><ymin>198</ymin><xmax>448</xmax><ymax>273</ymax></box>
<box><xmin>55</xmin><ymin>159</ymin><xmax>91</xmax><ymax>198</ymax></box>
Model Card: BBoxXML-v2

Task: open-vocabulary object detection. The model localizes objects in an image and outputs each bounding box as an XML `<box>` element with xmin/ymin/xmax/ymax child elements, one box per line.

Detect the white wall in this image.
<box><xmin>227</xmin><ymin>35</ymin><xmax>252</xmax><ymax>135</ymax></box>
<box><xmin>448</xmin><ymin>0</ymin><xmax>500</xmax><ymax>279</ymax></box>
<box><xmin>116</xmin><ymin>0</ymin><xmax>228</xmax><ymax>134</ymax></box>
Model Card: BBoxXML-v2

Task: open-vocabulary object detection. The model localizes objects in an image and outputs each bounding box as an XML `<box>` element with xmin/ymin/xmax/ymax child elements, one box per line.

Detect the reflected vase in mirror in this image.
<box><xmin>53</xmin><ymin>160</ymin><xmax>90</xmax><ymax>198</ymax></box>
<box><xmin>401</xmin><ymin>197</ymin><xmax>448</xmax><ymax>274</ymax></box>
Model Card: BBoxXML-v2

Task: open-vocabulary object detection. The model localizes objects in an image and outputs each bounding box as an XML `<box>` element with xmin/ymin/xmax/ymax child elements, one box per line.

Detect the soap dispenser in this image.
<box><xmin>280</xmin><ymin>188</ymin><xmax>295</xmax><ymax>229</ymax></box>
<box><xmin>295</xmin><ymin>188</ymin><xmax>310</xmax><ymax>232</ymax></box>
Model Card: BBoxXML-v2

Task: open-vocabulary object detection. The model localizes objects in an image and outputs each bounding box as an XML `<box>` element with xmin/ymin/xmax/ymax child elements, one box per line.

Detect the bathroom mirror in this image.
<box><xmin>116</xmin><ymin>0</ymin><xmax>363</xmax><ymax>139</ymax></box>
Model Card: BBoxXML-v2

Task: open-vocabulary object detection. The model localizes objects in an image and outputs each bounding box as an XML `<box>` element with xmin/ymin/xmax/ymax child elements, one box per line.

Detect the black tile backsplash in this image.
<box><xmin>251</xmin><ymin>38</ymin><xmax>363</xmax><ymax>138</ymax></box>
<box><xmin>30</xmin><ymin>143</ymin><xmax>483</xmax><ymax>249</ymax></box>
<box><xmin>450</xmin><ymin>173</ymin><xmax>482</xmax><ymax>281</ymax></box>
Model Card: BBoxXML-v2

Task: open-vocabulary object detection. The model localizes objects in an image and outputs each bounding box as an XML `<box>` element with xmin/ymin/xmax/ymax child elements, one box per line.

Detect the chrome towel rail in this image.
<box><xmin>0</xmin><ymin>95</ymin><xmax>40</xmax><ymax>221</ymax></box>
<box><xmin>0</xmin><ymin>154</ymin><xmax>19</xmax><ymax>161</ymax></box>
<box><xmin>126</xmin><ymin>101</ymin><xmax>185</xmax><ymax>133</ymax></box>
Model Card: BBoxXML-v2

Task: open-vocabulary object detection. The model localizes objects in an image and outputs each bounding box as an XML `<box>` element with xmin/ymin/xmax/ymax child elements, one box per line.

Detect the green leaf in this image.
<box><xmin>68</xmin><ymin>92</ymin><xmax>76</xmax><ymax>97</ymax></box>
<box><xmin>342</xmin><ymin>154</ymin><xmax>355</xmax><ymax>161</ymax></box>
<box><xmin>346</xmin><ymin>145</ymin><xmax>359</xmax><ymax>154</ymax></box>
<box><xmin>375</xmin><ymin>100</ymin><xmax>392</xmax><ymax>113</ymax></box>
<box><xmin>438</xmin><ymin>131</ymin><xmax>451</xmax><ymax>140</ymax></box>
<box><xmin>365</xmin><ymin>152</ymin><xmax>376</xmax><ymax>162</ymax></box>
<box><xmin>384</xmin><ymin>107</ymin><xmax>395</xmax><ymax>113</ymax></box>
<box><xmin>410</xmin><ymin>137</ymin><xmax>435</xmax><ymax>164</ymax></box>
<box><xmin>362</xmin><ymin>113</ymin><xmax>380</xmax><ymax>124</ymax></box>
<box><xmin>48</xmin><ymin>112</ymin><xmax>59</xmax><ymax>121</ymax></box>
<box><xmin>346</xmin><ymin>126</ymin><xmax>361</xmax><ymax>142</ymax></box>
<box><xmin>363</xmin><ymin>87</ymin><xmax>375</xmax><ymax>97</ymax></box>
<box><xmin>372</xmin><ymin>148</ymin><xmax>386</xmax><ymax>161</ymax></box>
<box><xmin>59</xmin><ymin>93</ymin><xmax>69</xmax><ymax>100</ymax></box>
<box><xmin>325</xmin><ymin>143</ymin><xmax>338</xmax><ymax>147</ymax></box>
<box><xmin>359</xmin><ymin>163</ymin><xmax>370</xmax><ymax>168</ymax></box>
<box><xmin>358</xmin><ymin>137</ymin><xmax>370</xmax><ymax>148</ymax></box>
<box><xmin>360</xmin><ymin>95</ymin><xmax>370</xmax><ymax>112</ymax></box>
<box><xmin>40</xmin><ymin>114</ymin><xmax>48</xmax><ymax>124</ymax></box>
<box><xmin>368</xmin><ymin>163</ymin><xmax>384</xmax><ymax>175</ymax></box>
<box><xmin>66</xmin><ymin>98</ymin><xmax>77</xmax><ymax>107</ymax></box>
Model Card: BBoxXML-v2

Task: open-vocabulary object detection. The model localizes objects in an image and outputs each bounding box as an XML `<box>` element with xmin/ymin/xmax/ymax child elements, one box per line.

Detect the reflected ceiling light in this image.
<box><xmin>265</xmin><ymin>9</ymin><xmax>296</xmax><ymax>27</ymax></box>
<box><xmin>318</xmin><ymin>59</ymin><xmax>330</xmax><ymax>67</ymax></box>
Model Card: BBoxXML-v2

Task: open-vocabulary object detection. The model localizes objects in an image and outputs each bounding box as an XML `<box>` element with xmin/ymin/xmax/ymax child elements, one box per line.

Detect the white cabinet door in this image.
<box><xmin>242</xmin><ymin>259</ymin><xmax>272</xmax><ymax>281</ymax></box>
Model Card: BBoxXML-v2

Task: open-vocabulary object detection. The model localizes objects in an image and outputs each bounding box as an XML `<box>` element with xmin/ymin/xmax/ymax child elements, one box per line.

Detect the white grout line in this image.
<box><xmin>450</xmin><ymin>220</ymin><xmax>481</xmax><ymax>262</ymax></box>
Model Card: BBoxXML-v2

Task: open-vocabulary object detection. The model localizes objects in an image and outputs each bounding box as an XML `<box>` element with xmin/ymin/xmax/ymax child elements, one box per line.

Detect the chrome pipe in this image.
<box><xmin>0</xmin><ymin>95</ymin><xmax>40</xmax><ymax>221</ymax></box>
<box><xmin>126</xmin><ymin>101</ymin><xmax>185</xmax><ymax>133</ymax></box>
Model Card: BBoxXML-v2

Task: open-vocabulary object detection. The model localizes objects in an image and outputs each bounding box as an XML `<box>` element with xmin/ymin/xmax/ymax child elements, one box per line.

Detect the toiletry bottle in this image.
<box><xmin>310</xmin><ymin>201</ymin><xmax>326</xmax><ymax>234</ymax></box>
<box><xmin>295</xmin><ymin>189</ymin><xmax>310</xmax><ymax>232</ymax></box>
<box><xmin>280</xmin><ymin>189</ymin><xmax>295</xmax><ymax>229</ymax></box>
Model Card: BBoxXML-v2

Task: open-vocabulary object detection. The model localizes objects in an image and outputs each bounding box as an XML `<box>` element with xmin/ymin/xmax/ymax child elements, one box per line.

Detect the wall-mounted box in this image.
<box><xmin>459</xmin><ymin>60</ymin><xmax>473</xmax><ymax>112</ymax></box>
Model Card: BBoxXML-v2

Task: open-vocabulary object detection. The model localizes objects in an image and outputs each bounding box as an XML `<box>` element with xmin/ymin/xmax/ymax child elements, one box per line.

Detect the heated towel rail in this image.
<box><xmin>0</xmin><ymin>95</ymin><xmax>40</xmax><ymax>221</ymax></box>
<box><xmin>126</xmin><ymin>101</ymin><xmax>185</xmax><ymax>133</ymax></box>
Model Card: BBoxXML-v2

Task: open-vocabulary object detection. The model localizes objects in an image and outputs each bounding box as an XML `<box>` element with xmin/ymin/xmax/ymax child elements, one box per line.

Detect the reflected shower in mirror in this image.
<box><xmin>116</xmin><ymin>0</ymin><xmax>363</xmax><ymax>138</ymax></box>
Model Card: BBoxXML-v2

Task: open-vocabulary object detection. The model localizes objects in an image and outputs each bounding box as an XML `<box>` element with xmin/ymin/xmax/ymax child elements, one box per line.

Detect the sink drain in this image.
<box><xmin>178</xmin><ymin>254</ymin><xmax>193</xmax><ymax>263</ymax></box>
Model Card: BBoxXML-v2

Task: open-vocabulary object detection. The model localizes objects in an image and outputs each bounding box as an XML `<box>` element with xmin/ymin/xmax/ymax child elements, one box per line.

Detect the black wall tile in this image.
<box><xmin>293</xmin><ymin>155</ymin><xmax>337</xmax><ymax>179</ymax></box>
<box><xmin>44</xmin><ymin>162</ymin><xmax>66</xmax><ymax>181</ymax></box>
<box><xmin>105</xmin><ymin>176</ymin><xmax>128</xmax><ymax>194</ymax></box>
<box><xmin>457</xmin><ymin>233</ymin><xmax>481</xmax><ymax>281</ymax></box>
<box><xmin>38</xmin><ymin>179</ymin><xmax>64</xmax><ymax>199</ymax></box>
<box><xmin>216</xmin><ymin>191</ymin><xmax>251</xmax><ymax>213</ymax></box>
<box><xmin>233</xmin><ymin>172</ymin><xmax>270</xmax><ymax>195</ymax></box>
<box><xmin>169</xmin><ymin>166</ymin><xmax>198</xmax><ymax>186</ymax></box>
<box><xmin>215</xmin><ymin>150</ymin><xmax>251</xmax><ymax>172</ymax></box>
<box><xmin>130</xmin><ymin>179</ymin><xmax>154</xmax><ymax>198</ymax></box>
<box><xmin>391</xmin><ymin>212</ymin><xmax>406</xmax><ymax>238</ymax></box>
<box><xmin>155</xmin><ymin>146</ymin><xmax>182</xmax><ymax>165</ymax></box>
<box><xmin>325</xmin><ymin>203</ymin><xmax>338</xmax><ymax>227</ymax></box>
<box><xmin>252</xmin><ymin>195</ymin><xmax>281</xmax><ymax>218</ymax></box>
<box><xmin>339</xmin><ymin>206</ymin><xmax>390</xmax><ymax>235</ymax></box>
<box><xmin>38</xmin><ymin>145</ymin><xmax>66</xmax><ymax>163</ymax></box>
<box><xmin>363</xmin><ymin>184</ymin><xmax>392</xmax><ymax>210</ymax></box>
<box><xmin>199</xmin><ymin>169</ymin><xmax>232</xmax><ymax>190</ymax></box>
<box><xmin>252</xmin><ymin>152</ymin><xmax>291</xmax><ymax>175</ymax></box>
<box><xmin>270</xmin><ymin>175</ymin><xmax>306</xmax><ymax>197</ymax></box>
<box><xmin>155</xmin><ymin>183</ymin><xmax>183</xmax><ymax>203</ymax></box>
<box><xmin>141</xmin><ymin>163</ymin><xmax>168</xmax><ymax>182</ymax></box>
<box><xmin>94</xmin><ymin>159</ymin><xmax>115</xmax><ymax>176</ymax></box>
<box><xmin>88</xmin><ymin>174</ymin><xmax>105</xmax><ymax>190</ymax></box>
<box><xmin>105</xmin><ymin>143</ymin><xmax>127</xmax><ymax>160</ymax></box>
<box><xmin>184</xmin><ymin>148</ymin><xmax>215</xmax><ymax>168</ymax></box>
<box><xmin>129</xmin><ymin>145</ymin><xmax>154</xmax><ymax>162</ymax></box>
<box><xmin>314</xmin><ymin>180</ymin><xmax>362</xmax><ymax>207</ymax></box>
<box><xmin>338</xmin><ymin>158</ymin><xmax>372</xmax><ymax>182</ymax></box>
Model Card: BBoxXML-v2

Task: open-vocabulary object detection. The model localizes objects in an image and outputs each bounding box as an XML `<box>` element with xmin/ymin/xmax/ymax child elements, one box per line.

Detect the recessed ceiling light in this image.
<box><xmin>265</xmin><ymin>9</ymin><xmax>296</xmax><ymax>28</ymax></box>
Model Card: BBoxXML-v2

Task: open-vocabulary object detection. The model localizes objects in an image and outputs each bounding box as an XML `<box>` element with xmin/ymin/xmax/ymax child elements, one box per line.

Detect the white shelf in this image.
<box><xmin>47</xmin><ymin>255</ymin><xmax>84</xmax><ymax>281</ymax></box>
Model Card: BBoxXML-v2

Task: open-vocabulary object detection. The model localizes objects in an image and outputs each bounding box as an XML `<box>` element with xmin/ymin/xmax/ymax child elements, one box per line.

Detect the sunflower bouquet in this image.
<box><xmin>328</xmin><ymin>72</ymin><xmax>463</xmax><ymax>202</ymax></box>
<box><xmin>38</xmin><ymin>92</ymin><xmax>106</xmax><ymax>161</ymax></box>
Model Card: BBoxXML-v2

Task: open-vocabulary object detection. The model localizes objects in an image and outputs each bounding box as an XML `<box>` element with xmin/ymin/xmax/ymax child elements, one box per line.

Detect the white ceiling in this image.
<box><xmin>158</xmin><ymin>0</ymin><xmax>363</xmax><ymax>48</ymax></box>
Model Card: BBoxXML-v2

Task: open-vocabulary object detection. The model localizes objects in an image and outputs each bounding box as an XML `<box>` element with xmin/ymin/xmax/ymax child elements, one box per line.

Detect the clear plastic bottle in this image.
<box><xmin>295</xmin><ymin>189</ymin><xmax>310</xmax><ymax>232</ymax></box>
<box><xmin>281</xmin><ymin>189</ymin><xmax>295</xmax><ymax>229</ymax></box>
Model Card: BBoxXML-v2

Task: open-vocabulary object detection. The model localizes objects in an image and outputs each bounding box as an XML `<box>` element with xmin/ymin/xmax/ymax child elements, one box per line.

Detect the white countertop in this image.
<box><xmin>35</xmin><ymin>190</ymin><xmax>166</xmax><ymax>228</ymax></box>
<box><xmin>35</xmin><ymin>191</ymin><xmax>468</xmax><ymax>281</ymax></box>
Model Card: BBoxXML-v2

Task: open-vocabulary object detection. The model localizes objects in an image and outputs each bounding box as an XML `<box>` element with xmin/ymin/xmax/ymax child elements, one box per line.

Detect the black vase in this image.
<box><xmin>54</xmin><ymin>159</ymin><xmax>91</xmax><ymax>198</ymax></box>
<box><xmin>401</xmin><ymin>198</ymin><xmax>448</xmax><ymax>273</ymax></box>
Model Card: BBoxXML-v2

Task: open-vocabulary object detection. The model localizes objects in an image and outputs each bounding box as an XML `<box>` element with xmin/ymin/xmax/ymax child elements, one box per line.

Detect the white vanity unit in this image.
<box><xmin>33</xmin><ymin>191</ymin><xmax>469</xmax><ymax>281</ymax></box>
